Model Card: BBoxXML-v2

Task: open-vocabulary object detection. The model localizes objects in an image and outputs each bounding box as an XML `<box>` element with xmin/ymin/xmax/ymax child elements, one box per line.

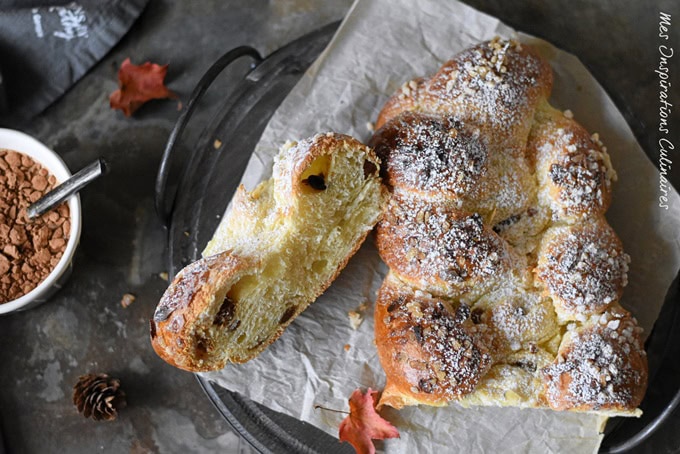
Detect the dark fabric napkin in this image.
<box><xmin>0</xmin><ymin>0</ymin><xmax>150</xmax><ymax>127</ymax></box>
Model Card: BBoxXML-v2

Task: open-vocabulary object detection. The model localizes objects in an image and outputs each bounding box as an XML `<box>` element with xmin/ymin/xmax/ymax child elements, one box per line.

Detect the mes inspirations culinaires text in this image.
<box><xmin>658</xmin><ymin>11</ymin><xmax>673</xmax><ymax>209</ymax></box>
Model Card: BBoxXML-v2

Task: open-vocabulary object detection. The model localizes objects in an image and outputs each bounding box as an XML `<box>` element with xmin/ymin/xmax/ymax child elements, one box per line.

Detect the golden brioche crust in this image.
<box><xmin>378</xmin><ymin>38</ymin><xmax>553</xmax><ymax>151</ymax></box>
<box><xmin>422</xmin><ymin>38</ymin><xmax>552</xmax><ymax>145</ymax></box>
<box><xmin>542</xmin><ymin>307</ymin><xmax>647</xmax><ymax>412</ymax></box>
<box><xmin>369</xmin><ymin>112</ymin><xmax>487</xmax><ymax>201</ymax></box>
<box><xmin>371</xmin><ymin>38</ymin><xmax>647</xmax><ymax>415</ymax></box>
<box><xmin>529</xmin><ymin>102</ymin><xmax>616</xmax><ymax>221</ymax></box>
<box><xmin>375</xmin><ymin>78</ymin><xmax>427</xmax><ymax>131</ymax></box>
<box><xmin>151</xmin><ymin>251</ymin><xmax>256</xmax><ymax>370</ymax></box>
<box><xmin>535</xmin><ymin>218</ymin><xmax>630</xmax><ymax>321</ymax></box>
<box><xmin>373</xmin><ymin>39</ymin><xmax>552</xmax><ymax>225</ymax></box>
<box><xmin>375</xmin><ymin>273</ymin><xmax>492</xmax><ymax>409</ymax></box>
<box><xmin>376</xmin><ymin>194</ymin><xmax>515</xmax><ymax>301</ymax></box>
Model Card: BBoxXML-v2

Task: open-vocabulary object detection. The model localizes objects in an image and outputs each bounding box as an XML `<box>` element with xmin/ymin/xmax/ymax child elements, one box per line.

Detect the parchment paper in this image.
<box><xmin>201</xmin><ymin>0</ymin><xmax>680</xmax><ymax>452</ymax></box>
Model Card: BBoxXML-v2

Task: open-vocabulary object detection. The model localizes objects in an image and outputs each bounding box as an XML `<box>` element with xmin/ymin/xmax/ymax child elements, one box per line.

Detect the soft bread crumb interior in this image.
<box><xmin>198</xmin><ymin>142</ymin><xmax>382</xmax><ymax>364</ymax></box>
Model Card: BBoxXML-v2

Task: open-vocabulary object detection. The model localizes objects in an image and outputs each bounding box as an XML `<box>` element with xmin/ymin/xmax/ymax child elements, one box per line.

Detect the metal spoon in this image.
<box><xmin>27</xmin><ymin>158</ymin><xmax>108</xmax><ymax>220</ymax></box>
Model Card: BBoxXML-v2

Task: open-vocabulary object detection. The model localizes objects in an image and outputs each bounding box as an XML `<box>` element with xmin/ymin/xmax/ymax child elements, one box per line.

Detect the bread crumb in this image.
<box><xmin>159</xmin><ymin>272</ymin><xmax>169</xmax><ymax>281</ymax></box>
<box><xmin>344</xmin><ymin>344</ymin><xmax>351</xmax><ymax>352</ymax></box>
<box><xmin>120</xmin><ymin>293</ymin><xmax>136</xmax><ymax>308</ymax></box>
<box><xmin>563</xmin><ymin>109</ymin><xmax>574</xmax><ymax>119</ymax></box>
<box><xmin>348</xmin><ymin>311</ymin><xmax>363</xmax><ymax>330</ymax></box>
<box><xmin>366</xmin><ymin>121</ymin><xmax>374</xmax><ymax>132</ymax></box>
<box><xmin>213</xmin><ymin>139</ymin><xmax>222</xmax><ymax>149</ymax></box>
<box><xmin>281</xmin><ymin>140</ymin><xmax>297</xmax><ymax>152</ymax></box>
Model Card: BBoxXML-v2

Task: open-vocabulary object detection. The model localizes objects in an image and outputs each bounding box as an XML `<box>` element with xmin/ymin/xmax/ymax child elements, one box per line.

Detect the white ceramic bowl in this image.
<box><xmin>0</xmin><ymin>128</ymin><xmax>82</xmax><ymax>314</ymax></box>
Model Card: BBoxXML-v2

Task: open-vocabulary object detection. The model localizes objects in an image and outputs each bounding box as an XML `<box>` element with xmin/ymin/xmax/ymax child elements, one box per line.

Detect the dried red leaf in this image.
<box><xmin>109</xmin><ymin>58</ymin><xmax>176</xmax><ymax>117</ymax></box>
<box><xmin>339</xmin><ymin>388</ymin><xmax>399</xmax><ymax>454</ymax></box>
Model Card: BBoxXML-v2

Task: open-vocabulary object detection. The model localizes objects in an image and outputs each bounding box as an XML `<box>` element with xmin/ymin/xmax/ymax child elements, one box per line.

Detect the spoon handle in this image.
<box><xmin>27</xmin><ymin>158</ymin><xmax>108</xmax><ymax>220</ymax></box>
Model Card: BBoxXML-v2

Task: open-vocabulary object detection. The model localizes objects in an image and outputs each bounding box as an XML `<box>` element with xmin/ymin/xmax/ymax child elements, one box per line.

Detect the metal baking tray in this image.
<box><xmin>155</xmin><ymin>21</ymin><xmax>680</xmax><ymax>454</ymax></box>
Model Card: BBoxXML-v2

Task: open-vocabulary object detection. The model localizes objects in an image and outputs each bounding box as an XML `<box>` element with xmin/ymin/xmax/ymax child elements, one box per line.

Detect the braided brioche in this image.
<box><xmin>151</xmin><ymin>133</ymin><xmax>387</xmax><ymax>371</ymax></box>
<box><xmin>371</xmin><ymin>38</ymin><xmax>647</xmax><ymax>415</ymax></box>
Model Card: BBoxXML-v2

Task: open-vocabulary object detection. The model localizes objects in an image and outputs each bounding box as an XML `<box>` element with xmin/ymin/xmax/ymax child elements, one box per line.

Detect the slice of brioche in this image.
<box><xmin>151</xmin><ymin>133</ymin><xmax>387</xmax><ymax>371</ymax></box>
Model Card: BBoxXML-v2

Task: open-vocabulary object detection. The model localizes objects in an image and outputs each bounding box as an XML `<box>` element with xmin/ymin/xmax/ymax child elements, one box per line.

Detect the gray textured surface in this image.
<box><xmin>0</xmin><ymin>1</ymin><xmax>351</xmax><ymax>453</ymax></box>
<box><xmin>0</xmin><ymin>0</ymin><xmax>678</xmax><ymax>453</ymax></box>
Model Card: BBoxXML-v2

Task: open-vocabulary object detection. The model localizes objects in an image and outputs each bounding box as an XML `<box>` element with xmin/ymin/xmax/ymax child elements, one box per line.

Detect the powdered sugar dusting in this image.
<box><xmin>536</xmin><ymin>222</ymin><xmax>630</xmax><ymax>319</ymax></box>
<box><xmin>379</xmin><ymin>279</ymin><xmax>492</xmax><ymax>399</ymax></box>
<box><xmin>548</xmin><ymin>146</ymin><xmax>612</xmax><ymax>219</ymax></box>
<box><xmin>377</xmin><ymin>194</ymin><xmax>511</xmax><ymax>297</ymax></box>
<box><xmin>542</xmin><ymin>310</ymin><xmax>646</xmax><ymax>411</ymax></box>
<box><xmin>425</xmin><ymin>37</ymin><xmax>549</xmax><ymax>143</ymax></box>
<box><xmin>369</xmin><ymin>112</ymin><xmax>487</xmax><ymax>199</ymax></box>
<box><xmin>531</xmin><ymin>109</ymin><xmax>616</xmax><ymax>221</ymax></box>
<box><xmin>481</xmin><ymin>288</ymin><xmax>559</xmax><ymax>353</ymax></box>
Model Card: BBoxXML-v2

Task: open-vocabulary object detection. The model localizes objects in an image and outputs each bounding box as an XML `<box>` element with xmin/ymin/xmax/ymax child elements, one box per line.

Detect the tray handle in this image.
<box><xmin>154</xmin><ymin>46</ymin><xmax>263</xmax><ymax>224</ymax></box>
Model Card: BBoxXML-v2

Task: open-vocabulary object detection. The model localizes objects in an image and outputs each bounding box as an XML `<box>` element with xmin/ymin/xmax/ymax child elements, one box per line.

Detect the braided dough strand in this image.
<box><xmin>372</xmin><ymin>38</ymin><xmax>647</xmax><ymax>415</ymax></box>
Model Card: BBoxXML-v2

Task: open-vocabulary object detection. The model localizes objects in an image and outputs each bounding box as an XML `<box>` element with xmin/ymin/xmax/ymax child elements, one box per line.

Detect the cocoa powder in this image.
<box><xmin>0</xmin><ymin>149</ymin><xmax>70</xmax><ymax>303</ymax></box>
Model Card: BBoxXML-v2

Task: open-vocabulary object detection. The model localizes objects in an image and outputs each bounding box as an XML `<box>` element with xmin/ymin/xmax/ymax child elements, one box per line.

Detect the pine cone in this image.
<box><xmin>72</xmin><ymin>373</ymin><xmax>126</xmax><ymax>421</ymax></box>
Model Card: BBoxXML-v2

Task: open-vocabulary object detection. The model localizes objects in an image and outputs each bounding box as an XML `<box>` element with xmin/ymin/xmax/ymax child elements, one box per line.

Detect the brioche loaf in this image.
<box><xmin>151</xmin><ymin>133</ymin><xmax>387</xmax><ymax>371</ymax></box>
<box><xmin>371</xmin><ymin>38</ymin><xmax>647</xmax><ymax>415</ymax></box>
